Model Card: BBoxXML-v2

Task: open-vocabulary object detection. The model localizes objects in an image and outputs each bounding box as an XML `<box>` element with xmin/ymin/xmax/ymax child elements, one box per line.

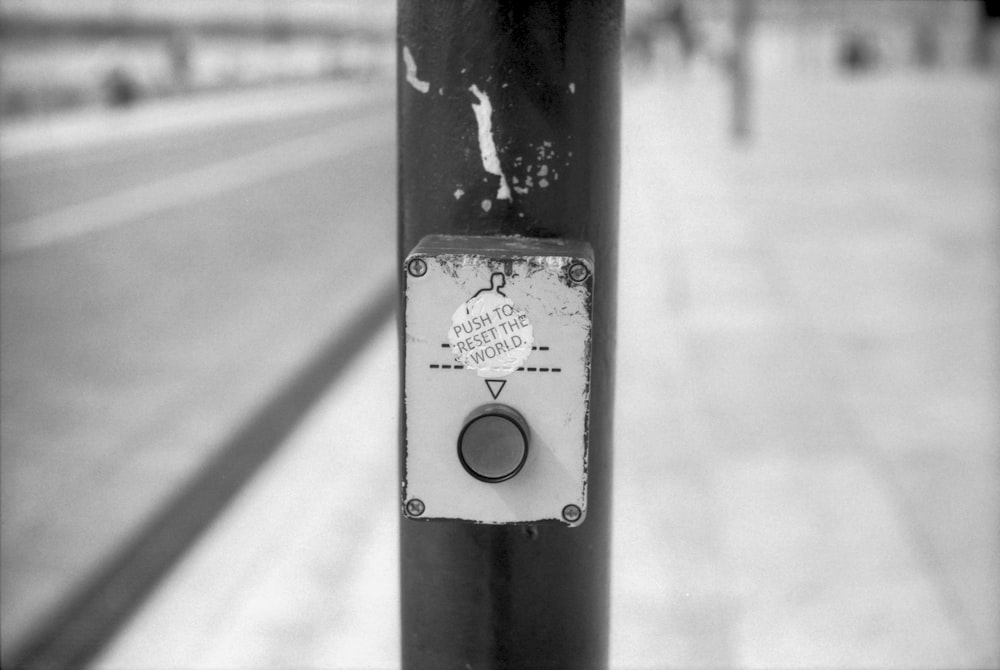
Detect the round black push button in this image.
<box><xmin>458</xmin><ymin>405</ymin><xmax>529</xmax><ymax>483</ymax></box>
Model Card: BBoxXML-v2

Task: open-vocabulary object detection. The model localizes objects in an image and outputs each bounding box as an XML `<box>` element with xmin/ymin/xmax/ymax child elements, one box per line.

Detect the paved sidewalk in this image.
<box><xmin>612</xmin><ymin>71</ymin><xmax>998</xmax><ymax>667</ymax></box>
<box><xmin>97</xmin><ymin>71</ymin><xmax>998</xmax><ymax>668</ymax></box>
<box><xmin>94</xmin><ymin>325</ymin><xmax>401</xmax><ymax>669</ymax></box>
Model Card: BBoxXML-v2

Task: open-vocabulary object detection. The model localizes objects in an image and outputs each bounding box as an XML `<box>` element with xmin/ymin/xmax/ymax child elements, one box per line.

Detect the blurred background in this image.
<box><xmin>1</xmin><ymin>0</ymin><xmax>997</xmax><ymax>668</ymax></box>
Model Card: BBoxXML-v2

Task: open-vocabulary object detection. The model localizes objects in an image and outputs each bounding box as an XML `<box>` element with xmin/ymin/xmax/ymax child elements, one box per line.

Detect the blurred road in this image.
<box><xmin>0</xmin><ymin>80</ymin><xmax>396</xmax><ymax>660</ymax></box>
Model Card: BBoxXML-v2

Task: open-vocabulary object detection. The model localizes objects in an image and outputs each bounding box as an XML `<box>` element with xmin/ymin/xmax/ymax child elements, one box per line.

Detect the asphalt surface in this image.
<box><xmin>0</xmin><ymin>80</ymin><xmax>397</xmax><ymax>662</ymax></box>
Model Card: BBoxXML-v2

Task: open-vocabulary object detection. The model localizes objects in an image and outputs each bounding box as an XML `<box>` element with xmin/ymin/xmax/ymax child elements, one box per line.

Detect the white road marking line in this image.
<box><xmin>0</xmin><ymin>111</ymin><xmax>394</xmax><ymax>258</ymax></box>
<box><xmin>0</xmin><ymin>82</ymin><xmax>390</xmax><ymax>166</ymax></box>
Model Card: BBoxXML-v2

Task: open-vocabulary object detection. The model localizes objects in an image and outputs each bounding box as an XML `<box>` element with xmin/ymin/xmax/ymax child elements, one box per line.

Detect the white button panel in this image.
<box><xmin>403</xmin><ymin>235</ymin><xmax>593</xmax><ymax>526</ymax></box>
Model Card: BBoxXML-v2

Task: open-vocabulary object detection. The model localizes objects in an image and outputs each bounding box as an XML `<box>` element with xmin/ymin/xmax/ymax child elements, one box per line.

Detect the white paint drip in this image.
<box><xmin>468</xmin><ymin>84</ymin><xmax>511</xmax><ymax>201</ymax></box>
<box><xmin>402</xmin><ymin>46</ymin><xmax>430</xmax><ymax>93</ymax></box>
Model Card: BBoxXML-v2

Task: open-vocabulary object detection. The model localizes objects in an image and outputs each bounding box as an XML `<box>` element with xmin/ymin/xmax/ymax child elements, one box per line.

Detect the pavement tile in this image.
<box><xmin>612</xmin><ymin>72</ymin><xmax>998</xmax><ymax>668</ymax></box>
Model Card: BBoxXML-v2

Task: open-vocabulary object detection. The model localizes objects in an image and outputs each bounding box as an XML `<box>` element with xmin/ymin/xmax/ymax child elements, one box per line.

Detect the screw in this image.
<box><xmin>406</xmin><ymin>499</ymin><xmax>425</xmax><ymax>517</ymax></box>
<box><xmin>568</xmin><ymin>262</ymin><xmax>589</xmax><ymax>283</ymax></box>
<box><xmin>562</xmin><ymin>504</ymin><xmax>582</xmax><ymax>523</ymax></box>
<box><xmin>408</xmin><ymin>258</ymin><xmax>427</xmax><ymax>278</ymax></box>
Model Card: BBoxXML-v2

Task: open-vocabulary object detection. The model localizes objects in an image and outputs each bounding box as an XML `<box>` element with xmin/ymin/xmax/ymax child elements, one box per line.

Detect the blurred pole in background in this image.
<box><xmin>973</xmin><ymin>0</ymin><xmax>1000</xmax><ymax>68</ymax></box>
<box><xmin>731</xmin><ymin>0</ymin><xmax>754</xmax><ymax>141</ymax></box>
<box><xmin>397</xmin><ymin>1</ymin><xmax>621</xmax><ymax>668</ymax></box>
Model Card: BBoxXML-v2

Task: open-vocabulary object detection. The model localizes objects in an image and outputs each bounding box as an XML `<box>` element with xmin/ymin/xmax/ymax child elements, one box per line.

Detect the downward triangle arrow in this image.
<box><xmin>485</xmin><ymin>379</ymin><xmax>506</xmax><ymax>400</ymax></box>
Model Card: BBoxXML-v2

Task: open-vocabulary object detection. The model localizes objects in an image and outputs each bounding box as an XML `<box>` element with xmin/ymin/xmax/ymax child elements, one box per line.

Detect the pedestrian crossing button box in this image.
<box><xmin>403</xmin><ymin>235</ymin><xmax>593</xmax><ymax>527</ymax></box>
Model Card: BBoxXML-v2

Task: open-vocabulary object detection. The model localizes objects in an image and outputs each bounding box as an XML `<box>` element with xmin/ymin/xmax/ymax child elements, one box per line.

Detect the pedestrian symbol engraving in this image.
<box><xmin>448</xmin><ymin>272</ymin><xmax>534</xmax><ymax>378</ymax></box>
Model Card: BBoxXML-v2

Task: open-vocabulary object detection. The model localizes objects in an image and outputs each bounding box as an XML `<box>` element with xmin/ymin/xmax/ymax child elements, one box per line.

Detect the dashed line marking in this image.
<box><xmin>429</xmin><ymin>364</ymin><xmax>561</xmax><ymax>373</ymax></box>
<box><xmin>440</xmin><ymin>344</ymin><xmax>549</xmax><ymax>350</ymax></box>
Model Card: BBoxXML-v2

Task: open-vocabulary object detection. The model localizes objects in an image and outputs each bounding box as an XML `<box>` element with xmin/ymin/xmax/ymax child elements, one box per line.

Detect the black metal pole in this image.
<box><xmin>397</xmin><ymin>2</ymin><xmax>621</xmax><ymax>668</ymax></box>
